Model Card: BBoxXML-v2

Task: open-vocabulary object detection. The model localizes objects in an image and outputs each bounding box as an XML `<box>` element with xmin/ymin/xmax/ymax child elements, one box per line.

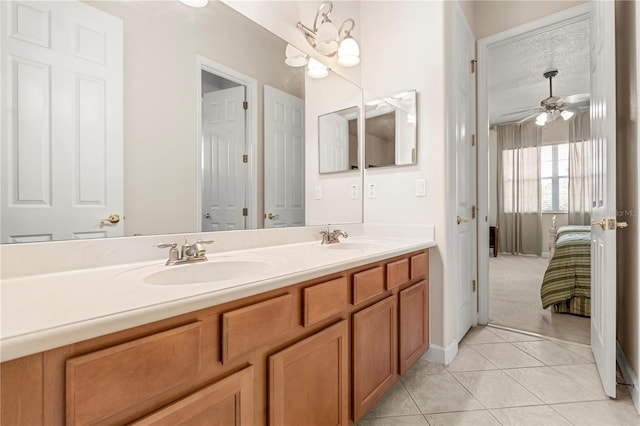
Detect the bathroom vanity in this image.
<box><xmin>0</xmin><ymin>230</ymin><xmax>434</xmax><ymax>425</ymax></box>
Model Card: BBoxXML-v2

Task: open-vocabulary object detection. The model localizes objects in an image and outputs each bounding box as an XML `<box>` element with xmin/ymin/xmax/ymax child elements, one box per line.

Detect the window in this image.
<box><xmin>502</xmin><ymin>146</ymin><xmax>539</xmax><ymax>213</ymax></box>
<box><xmin>541</xmin><ymin>143</ymin><xmax>569</xmax><ymax>212</ymax></box>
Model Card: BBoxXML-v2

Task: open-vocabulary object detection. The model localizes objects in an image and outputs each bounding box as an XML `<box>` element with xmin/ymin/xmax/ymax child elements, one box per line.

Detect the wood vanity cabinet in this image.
<box><xmin>0</xmin><ymin>249</ymin><xmax>430</xmax><ymax>426</ymax></box>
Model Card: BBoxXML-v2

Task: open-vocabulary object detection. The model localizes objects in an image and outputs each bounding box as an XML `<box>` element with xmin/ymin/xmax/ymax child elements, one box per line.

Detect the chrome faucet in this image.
<box><xmin>155</xmin><ymin>236</ymin><xmax>214</xmax><ymax>265</ymax></box>
<box><xmin>320</xmin><ymin>225</ymin><xmax>348</xmax><ymax>244</ymax></box>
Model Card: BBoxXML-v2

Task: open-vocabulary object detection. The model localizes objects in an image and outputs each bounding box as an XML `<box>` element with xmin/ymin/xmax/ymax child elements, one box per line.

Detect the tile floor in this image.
<box><xmin>358</xmin><ymin>326</ymin><xmax>640</xmax><ymax>426</ymax></box>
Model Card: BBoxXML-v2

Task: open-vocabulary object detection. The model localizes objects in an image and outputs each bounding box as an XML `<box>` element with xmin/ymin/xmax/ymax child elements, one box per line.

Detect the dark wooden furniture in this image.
<box><xmin>490</xmin><ymin>226</ymin><xmax>499</xmax><ymax>257</ymax></box>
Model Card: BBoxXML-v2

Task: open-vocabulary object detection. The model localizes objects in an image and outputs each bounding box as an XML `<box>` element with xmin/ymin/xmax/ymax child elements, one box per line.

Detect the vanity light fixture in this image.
<box><xmin>307</xmin><ymin>58</ymin><xmax>329</xmax><ymax>79</ymax></box>
<box><xmin>284</xmin><ymin>44</ymin><xmax>309</xmax><ymax>67</ymax></box>
<box><xmin>178</xmin><ymin>0</ymin><xmax>208</xmax><ymax>8</ymax></box>
<box><xmin>295</xmin><ymin>1</ymin><xmax>360</xmax><ymax>67</ymax></box>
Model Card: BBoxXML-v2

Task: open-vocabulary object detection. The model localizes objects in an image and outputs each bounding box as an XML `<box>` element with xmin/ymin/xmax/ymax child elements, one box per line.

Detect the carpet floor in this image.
<box><xmin>489</xmin><ymin>254</ymin><xmax>590</xmax><ymax>345</ymax></box>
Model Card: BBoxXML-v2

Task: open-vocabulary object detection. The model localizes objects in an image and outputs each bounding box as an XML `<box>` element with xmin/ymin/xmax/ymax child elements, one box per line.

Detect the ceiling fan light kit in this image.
<box><xmin>534</xmin><ymin>69</ymin><xmax>580</xmax><ymax>126</ymax></box>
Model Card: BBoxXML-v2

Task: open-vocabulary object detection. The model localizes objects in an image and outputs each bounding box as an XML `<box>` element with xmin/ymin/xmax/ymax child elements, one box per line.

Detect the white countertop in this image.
<box><xmin>1</xmin><ymin>234</ymin><xmax>435</xmax><ymax>362</ymax></box>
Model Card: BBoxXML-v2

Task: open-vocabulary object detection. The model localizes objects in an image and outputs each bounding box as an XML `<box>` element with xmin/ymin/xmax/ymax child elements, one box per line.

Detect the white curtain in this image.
<box><xmin>568</xmin><ymin>111</ymin><xmax>592</xmax><ymax>225</ymax></box>
<box><xmin>497</xmin><ymin>121</ymin><xmax>543</xmax><ymax>255</ymax></box>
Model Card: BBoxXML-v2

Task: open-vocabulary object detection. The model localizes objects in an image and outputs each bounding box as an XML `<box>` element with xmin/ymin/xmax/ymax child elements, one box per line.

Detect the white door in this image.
<box><xmin>318</xmin><ymin>112</ymin><xmax>349</xmax><ymax>173</ymax></box>
<box><xmin>202</xmin><ymin>86</ymin><xmax>246</xmax><ymax>231</ymax></box>
<box><xmin>454</xmin><ymin>3</ymin><xmax>478</xmax><ymax>341</ymax></box>
<box><xmin>0</xmin><ymin>1</ymin><xmax>123</xmax><ymax>243</ymax></box>
<box><xmin>264</xmin><ymin>85</ymin><xmax>305</xmax><ymax>228</ymax></box>
<box><xmin>590</xmin><ymin>0</ymin><xmax>618</xmax><ymax>398</ymax></box>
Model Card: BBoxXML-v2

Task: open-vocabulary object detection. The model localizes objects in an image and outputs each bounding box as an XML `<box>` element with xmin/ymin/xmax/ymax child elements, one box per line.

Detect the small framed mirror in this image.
<box><xmin>318</xmin><ymin>106</ymin><xmax>360</xmax><ymax>174</ymax></box>
<box><xmin>364</xmin><ymin>90</ymin><xmax>417</xmax><ymax>168</ymax></box>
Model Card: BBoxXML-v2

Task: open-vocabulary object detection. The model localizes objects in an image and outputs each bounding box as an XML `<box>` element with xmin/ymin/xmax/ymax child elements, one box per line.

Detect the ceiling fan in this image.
<box><xmin>502</xmin><ymin>69</ymin><xmax>590</xmax><ymax>126</ymax></box>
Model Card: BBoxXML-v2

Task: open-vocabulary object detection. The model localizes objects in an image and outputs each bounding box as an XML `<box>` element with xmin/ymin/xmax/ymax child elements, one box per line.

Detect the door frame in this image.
<box><xmin>195</xmin><ymin>55</ymin><xmax>258</xmax><ymax>230</ymax></box>
<box><xmin>476</xmin><ymin>3</ymin><xmax>590</xmax><ymax>323</ymax></box>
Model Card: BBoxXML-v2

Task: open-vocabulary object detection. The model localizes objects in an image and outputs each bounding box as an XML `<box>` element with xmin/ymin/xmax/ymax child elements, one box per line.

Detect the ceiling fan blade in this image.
<box><xmin>560</xmin><ymin>93</ymin><xmax>590</xmax><ymax>104</ymax></box>
<box><xmin>516</xmin><ymin>112</ymin><xmax>541</xmax><ymax>124</ymax></box>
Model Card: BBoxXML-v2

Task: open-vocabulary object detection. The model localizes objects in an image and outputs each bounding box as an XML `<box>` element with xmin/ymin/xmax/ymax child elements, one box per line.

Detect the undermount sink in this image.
<box><xmin>143</xmin><ymin>255</ymin><xmax>285</xmax><ymax>285</ymax></box>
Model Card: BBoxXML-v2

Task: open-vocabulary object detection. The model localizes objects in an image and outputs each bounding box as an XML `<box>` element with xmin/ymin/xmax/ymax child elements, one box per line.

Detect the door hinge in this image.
<box><xmin>471</xmin><ymin>134</ymin><xmax>476</xmax><ymax>146</ymax></box>
<box><xmin>242</xmin><ymin>208</ymin><xmax>248</xmax><ymax>217</ymax></box>
<box><xmin>242</xmin><ymin>154</ymin><xmax>248</xmax><ymax>163</ymax></box>
<box><xmin>472</xmin><ymin>279</ymin><xmax>477</xmax><ymax>292</ymax></box>
<box><xmin>470</xmin><ymin>59</ymin><xmax>477</xmax><ymax>74</ymax></box>
<box><xmin>243</xmin><ymin>101</ymin><xmax>248</xmax><ymax>110</ymax></box>
<box><xmin>471</xmin><ymin>205</ymin><xmax>476</xmax><ymax>219</ymax></box>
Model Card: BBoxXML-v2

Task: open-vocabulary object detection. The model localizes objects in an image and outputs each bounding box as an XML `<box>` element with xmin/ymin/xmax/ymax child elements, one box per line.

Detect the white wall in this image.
<box><xmin>360</xmin><ymin>1</ymin><xmax>450</xmax><ymax>348</ymax></box>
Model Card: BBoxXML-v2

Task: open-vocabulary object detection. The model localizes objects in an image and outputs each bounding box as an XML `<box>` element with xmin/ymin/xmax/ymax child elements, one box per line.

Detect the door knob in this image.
<box><xmin>591</xmin><ymin>218</ymin><xmax>607</xmax><ymax>230</ymax></box>
<box><xmin>457</xmin><ymin>216</ymin><xmax>469</xmax><ymax>225</ymax></box>
<box><xmin>100</xmin><ymin>214</ymin><xmax>120</xmax><ymax>225</ymax></box>
<box><xmin>617</xmin><ymin>221</ymin><xmax>629</xmax><ymax>229</ymax></box>
<box><xmin>267</xmin><ymin>213</ymin><xmax>280</xmax><ymax>220</ymax></box>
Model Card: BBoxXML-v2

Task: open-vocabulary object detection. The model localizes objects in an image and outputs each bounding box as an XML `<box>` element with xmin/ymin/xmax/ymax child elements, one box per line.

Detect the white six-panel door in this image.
<box><xmin>1</xmin><ymin>1</ymin><xmax>123</xmax><ymax>243</ymax></box>
<box><xmin>318</xmin><ymin>112</ymin><xmax>349</xmax><ymax>173</ymax></box>
<box><xmin>454</xmin><ymin>2</ymin><xmax>478</xmax><ymax>341</ymax></box>
<box><xmin>201</xmin><ymin>86</ymin><xmax>246</xmax><ymax>231</ymax></box>
<box><xmin>263</xmin><ymin>85</ymin><xmax>305</xmax><ymax>229</ymax></box>
<box><xmin>589</xmin><ymin>0</ymin><xmax>618</xmax><ymax>398</ymax></box>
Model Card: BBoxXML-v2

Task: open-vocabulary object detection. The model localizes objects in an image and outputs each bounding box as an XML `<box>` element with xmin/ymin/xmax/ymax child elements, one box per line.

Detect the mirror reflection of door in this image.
<box><xmin>201</xmin><ymin>71</ymin><xmax>247</xmax><ymax>231</ymax></box>
<box><xmin>318</xmin><ymin>106</ymin><xmax>359</xmax><ymax>174</ymax></box>
<box><xmin>264</xmin><ymin>85</ymin><xmax>305</xmax><ymax>228</ymax></box>
<box><xmin>0</xmin><ymin>1</ymin><xmax>124</xmax><ymax>243</ymax></box>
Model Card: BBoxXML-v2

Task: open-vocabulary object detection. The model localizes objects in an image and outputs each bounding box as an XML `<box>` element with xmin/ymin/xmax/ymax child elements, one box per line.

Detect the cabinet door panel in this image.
<box><xmin>270</xmin><ymin>321</ymin><xmax>349</xmax><ymax>426</ymax></box>
<box><xmin>66</xmin><ymin>322</ymin><xmax>202</xmax><ymax>426</ymax></box>
<box><xmin>352</xmin><ymin>296</ymin><xmax>397</xmax><ymax>421</ymax></box>
<box><xmin>399</xmin><ymin>280</ymin><xmax>429</xmax><ymax>374</ymax></box>
<box><xmin>131</xmin><ymin>365</ymin><xmax>254</xmax><ymax>426</ymax></box>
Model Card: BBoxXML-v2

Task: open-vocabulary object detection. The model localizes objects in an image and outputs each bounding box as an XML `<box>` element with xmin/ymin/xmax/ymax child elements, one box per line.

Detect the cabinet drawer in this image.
<box><xmin>353</xmin><ymin>266</ymin><xmax>385</xmax><ymax>305</ymax></box>
<box><xmin>410</xmin><ymin>252</ymin><xmax>429</xmax><ymax>280</ymax></box>
<box><xmin>66</xmin><ymin>322</ymin><xmax>203</xmax><ymax>426</ymax></box>
<box><xmin>222</xmin><ymin>294</ymin><xmax>295</xmax><ymax>363</ymax></box>
<box><xmin>303</xmin><ymin>277</ymin><xmax>348</xmax><ymax>327</ymax></box>
<box><xmin>386</xmin><ymin>258</ymin><xmax>409</xmax><ymax>290</ymax></box>
<box><xmin>132</xmin><ymin>365</ymin><xmax>254</xmax><ymax>426</ymax></box>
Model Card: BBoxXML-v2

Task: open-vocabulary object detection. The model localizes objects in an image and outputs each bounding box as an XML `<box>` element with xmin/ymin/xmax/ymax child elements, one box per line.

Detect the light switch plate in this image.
<box><xmin>416</xmin><ymin>178</ymin><xmax>426</xmax><ymax>197</ymax></box>
<box><xmin>350</xmin><ymin>184</ymin><xmax>359</xmax><ymax>199</ymax></box>
<box><xmin>367</xmin><ymin>183</ymin><xmax>377</xmax><ymax>199</ymax></box>
<box><xmin>314</xmin><ymin>185</ymin><xmax>322</xmax><ymax>200</ymax></box>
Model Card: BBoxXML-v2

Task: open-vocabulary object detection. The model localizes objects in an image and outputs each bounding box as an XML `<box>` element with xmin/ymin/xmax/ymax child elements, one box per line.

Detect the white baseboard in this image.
<box><xmin>617</xmin><ymin>340</ymin><xmax>640</xmax><ymax>414</ymax></box>
<box><xmin>423</xmin><ymin>339</ymin><xmax>459</xmax><ymax>365</ymax></box>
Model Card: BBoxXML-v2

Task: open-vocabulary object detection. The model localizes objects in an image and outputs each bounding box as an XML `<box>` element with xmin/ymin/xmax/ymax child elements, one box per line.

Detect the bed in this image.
<box><xmin>540</xmin><ymin>225</ymin><xmax>591</xmax><ymax>317</ymax></box>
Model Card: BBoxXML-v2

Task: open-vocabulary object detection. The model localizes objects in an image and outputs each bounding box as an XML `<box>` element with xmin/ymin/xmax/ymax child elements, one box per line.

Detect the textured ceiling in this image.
<box><xmin>488</xmin><ymin>18</ymin><xmax>590</xmax><ymax>125</ymax></box>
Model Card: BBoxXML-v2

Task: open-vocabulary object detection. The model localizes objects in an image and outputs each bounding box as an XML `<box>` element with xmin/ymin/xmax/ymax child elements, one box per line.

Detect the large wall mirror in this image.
<box><xmin>318</xmin><ymin>106</ymin><xmax>360</xmax><ymax>174</ymax></box>
<box><xmin>0</xmin><ymin>0</ymin><xmax>363</xmax><ymax>243</ymax></box>
<box><xmin>364</xmin><ymin>90</ymin><xmax>417</xmax><ymax>168</ymax></box>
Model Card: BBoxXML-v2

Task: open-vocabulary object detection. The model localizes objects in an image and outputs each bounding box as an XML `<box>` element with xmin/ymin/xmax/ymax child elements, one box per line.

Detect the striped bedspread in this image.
<box><xmin>540</xmin><ymin>231</ymin><xmax>591</xmax><ymax>317</ymax></box>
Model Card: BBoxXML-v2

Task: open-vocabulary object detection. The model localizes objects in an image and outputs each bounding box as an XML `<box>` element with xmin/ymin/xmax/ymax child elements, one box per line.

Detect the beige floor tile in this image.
<box><xmin>513</xmin><ymin>340</ymin><xmax>593</xmax><ymax>366</ymax></box>
<box><xmin>487</xmin><ymin>327</ymin><xmax>546</xmax><ymax>342</ymax></box>
<box><xmin>405</xmin><ymin>357</ymin><xmax>449</xmax><ymax>376</ymax></box>
<box><xmin>362</xmin><ymin>381</ymin><xmax>421</xmax><ymax>419</ymax></box>
<box><xmin>489</xmin><ymin>405</ymin><xmax>572</xmax><ymax>425</ymax></box>
<box><xmin>550</xmin><ymin>400</ymin><xmax>640</xmax><ymax>425</ymax></box>
<box><xmin>452</xmin><ymin>370</ymin><xmax>544</xmax><ymax>409</ymax></box>
<box><xmin>460</xmin><ymin>326</ymin><xmax>506</xmax><ymax>345</ymax></box>
<box><xmin>551</xmin><ymin>363</ymin><xmax>608</xmax><ymax>399</ymax></box>
<box><xmin>553</xmin><ymin>341</ymin><xmax>595</xmax><ymax>362</ymax></box>
<box><xmin>447</xmin><ymin>345</ymin><xmax>498</xmax><ymax>373</ymax></box>
<box><xmin>401</xmin><ymin>372</ymin><xmax>483</xmax><ymax>414</ymax></box>
<box><xmin>503</xmin><ymin>367</ymin><xmax>601</xmax><ymax>404</ymax></box>
<box><xmin>471</xmin><ymin>343</ymin><xmax>544</xmax><ymax>369</ymax></box>
<box><xmin>424</xmin><ymin>410</ymin><xmax>500</xmax><ymax>426</ymax></box>
<box><xmin>358</xmin><ymin>415</ymin><xmax>428</xmax><ymax>426</ymax></box>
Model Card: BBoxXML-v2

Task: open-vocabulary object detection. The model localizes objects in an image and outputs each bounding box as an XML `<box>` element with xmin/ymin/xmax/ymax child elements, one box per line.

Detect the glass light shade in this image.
<box><xmin>179</xmin><ymin>0</ymin><xmax>208</xmax><ymax>7</ymax></box>
<box><xmin>315</xmin><ymin>21</ymin><xmax>339</xmax><ymax>55</ymax></box>
<box><xmin>560</xmin><ymin>110</ymin><xmax>574</xmax><ymax>120</ymax></box>
<box><xmin>285</xmin><ymin>44</ymin><xmax>308</xmax><ymax>67</ymax></box>
<box><xmin>307</xmin><ymin>58</ymin><xmax>328</xmax><ymax>79</ymax></box>
<box><xmin>338</xmin><ymin>36</ymin><xmax>360</xmax><ymax>66</ymax></box>
<box><xmin>536</xmin><ymin>112</ymin><xmax>548</xmax><ymax>122</ymax></box>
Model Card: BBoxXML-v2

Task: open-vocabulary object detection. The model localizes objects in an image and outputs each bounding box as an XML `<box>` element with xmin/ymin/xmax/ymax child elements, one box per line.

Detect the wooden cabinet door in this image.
<box><xmin>399</xmin><ymin>280</ymin><xmax>429</xmax><ymax>374</ymax></box>
<box><xmin>352</xmin><ymin>295</ymin><xmax>398</xmax><ymax>421</ymax></box>
<box><xmin>131</xmin><ymin>365</ymin><xmax>254</xmax><ymax>426</ymax></box>
<box><xmin>269</xmin><ymin>321</ymin><xmax>349</xmax><ymax>426</ymax></box>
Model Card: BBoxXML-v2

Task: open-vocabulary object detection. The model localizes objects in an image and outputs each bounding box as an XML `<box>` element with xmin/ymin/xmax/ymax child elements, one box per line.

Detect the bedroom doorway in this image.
<box><xmin>477</xmin><ymin>4</ymin><xmax>592</xmax><ymax>345</ymax></box>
